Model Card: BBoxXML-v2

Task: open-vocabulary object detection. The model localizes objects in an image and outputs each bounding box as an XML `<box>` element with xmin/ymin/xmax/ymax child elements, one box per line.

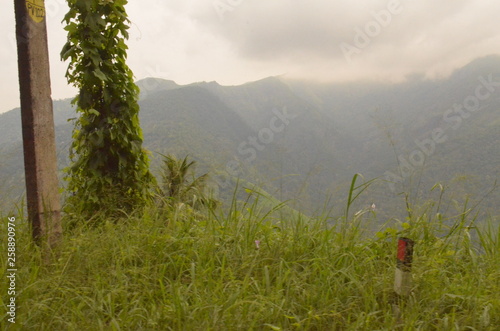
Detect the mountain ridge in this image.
<box><xmin>1</xmin><ymin>55</ymin><xmax>499</xmax><ymax>219</ymax></box>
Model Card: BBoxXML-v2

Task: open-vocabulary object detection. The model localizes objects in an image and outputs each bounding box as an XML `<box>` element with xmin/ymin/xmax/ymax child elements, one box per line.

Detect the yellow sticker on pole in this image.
<box><xmin>26</xmin><ymin>0</ymin><xmax>45</xmax><ymax>23</ymax></box>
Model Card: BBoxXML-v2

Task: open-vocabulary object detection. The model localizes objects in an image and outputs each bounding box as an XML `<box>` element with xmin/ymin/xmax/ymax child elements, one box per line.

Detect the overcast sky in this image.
<box><xmin>1</xmin><ymin>0</ymin><xmax>500</xmax><ymax>113</ymax></box>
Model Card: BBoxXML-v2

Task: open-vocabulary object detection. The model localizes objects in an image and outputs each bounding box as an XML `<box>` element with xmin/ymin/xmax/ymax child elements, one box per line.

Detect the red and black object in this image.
<box><xmin>396</xmin><ymin>237</ymin><xmax>414</xmax><ymax>272</ymax></box>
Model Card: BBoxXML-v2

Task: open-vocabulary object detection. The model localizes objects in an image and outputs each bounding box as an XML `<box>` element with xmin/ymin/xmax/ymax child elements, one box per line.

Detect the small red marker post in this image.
<box><xmin>394</xmin><ymin>237</ymin><xmax>414</xmax><ymax>296</ymax></box>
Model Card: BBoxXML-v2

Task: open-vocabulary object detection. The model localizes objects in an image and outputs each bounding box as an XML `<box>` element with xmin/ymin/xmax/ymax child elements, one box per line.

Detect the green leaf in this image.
<box><xmin>93</xmin><ymin>69</ymin><xmax>108</xmax><ymax>81</ymax></box>
<box><xmin>88</xmin><ymin>108</ymin><xmax>100</xmax><ymax>116</ymax></box>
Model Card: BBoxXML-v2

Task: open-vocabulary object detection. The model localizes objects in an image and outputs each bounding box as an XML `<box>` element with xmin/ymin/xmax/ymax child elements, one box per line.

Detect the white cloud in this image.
<box><xmin>1</xmin><ymin>0</ymin><xmax>499</xmax><ymax>113</ymax></box>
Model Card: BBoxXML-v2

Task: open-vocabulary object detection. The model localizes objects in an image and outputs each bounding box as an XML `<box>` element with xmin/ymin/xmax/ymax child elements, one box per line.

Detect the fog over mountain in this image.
<box><xmin>1</xmin><ymin>55</ymin><xmax>499</xmax><ymax>220</ymax></box>
<box><xmin>2</xmin><ymin>1</ymin><xmax>500</xmax><ymax>113</ymax></box>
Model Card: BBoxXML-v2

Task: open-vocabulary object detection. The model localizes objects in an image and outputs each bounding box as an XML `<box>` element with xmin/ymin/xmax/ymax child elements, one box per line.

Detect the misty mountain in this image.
<box><xmin>1</xmin><ymin>55</ymin><xmax>499</xmax><ymax>220</ymax></box>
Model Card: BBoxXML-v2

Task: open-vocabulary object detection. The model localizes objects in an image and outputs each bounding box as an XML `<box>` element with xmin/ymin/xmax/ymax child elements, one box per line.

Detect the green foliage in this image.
<box><xmin>1</xmin><ymin>57</ymin><xmax>499</xmax><ymax>218</ymax></box>
<box><xmin>60</xmin><ymin>0</ymin><xmax>155</xmax><ymax>217</ymax></box>
<box><xmin>1</xmin><ymin>195</ymin><xmax>499</xmax><ymax>329</ymax></box>
<box><xmin>344</xmin><ymin>173</ymin><xmax>376</xmax><ymax>221</ymax></box>
<box><xmin>159</xmin><ymin>154</ymin><xmax>217</xmax><ymax>210</ymax></box>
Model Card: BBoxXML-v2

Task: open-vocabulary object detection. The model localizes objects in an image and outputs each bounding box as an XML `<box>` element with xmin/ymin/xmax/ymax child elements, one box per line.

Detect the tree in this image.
<box><xmin>160</xmin><ymin>154</ymin><xmax>216</xmax><ymax>209</ymax></box>
<box><xmin>61</xmin><ymin>0</ymin><xmax>154</xmax><ymax>217</ymax></box>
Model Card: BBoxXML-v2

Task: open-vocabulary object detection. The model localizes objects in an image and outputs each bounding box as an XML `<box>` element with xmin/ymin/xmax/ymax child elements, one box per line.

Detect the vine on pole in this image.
<box><xmin>61</xmin><ymin>0</ymin><xmax>155</xmax><ymax>218</ymax></box>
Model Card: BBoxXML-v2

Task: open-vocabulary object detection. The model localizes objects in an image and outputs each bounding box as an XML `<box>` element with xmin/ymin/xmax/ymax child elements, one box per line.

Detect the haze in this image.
<box><xmin>1</xmin><ymin>0</ymin><xmax>499</xmax><ymax>113</ymax></box>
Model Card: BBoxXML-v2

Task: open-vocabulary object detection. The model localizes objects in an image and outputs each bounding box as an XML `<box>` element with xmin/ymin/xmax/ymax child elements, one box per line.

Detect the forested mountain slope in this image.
<box><xmin>1</xmin><ymin>56</ymin><xmax>498</xmax><ymax>220</ymax></box>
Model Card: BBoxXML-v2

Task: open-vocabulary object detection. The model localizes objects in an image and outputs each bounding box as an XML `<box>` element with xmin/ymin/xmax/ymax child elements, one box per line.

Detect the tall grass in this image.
<box><xmin>1</xmin><ymin>189</ymin><xmax>499</xmax><ymax>330</ymax></box>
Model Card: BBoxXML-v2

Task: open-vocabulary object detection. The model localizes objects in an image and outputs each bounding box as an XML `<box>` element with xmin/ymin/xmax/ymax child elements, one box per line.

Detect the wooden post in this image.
<box><xmin>394</xmin><ymin>237</ymin><xmax>414</xmax><ymax>296</ymax></box>
<box><xmin>14</xmin><ymin>0</ymin><xmax>62</xmax><ymax>248</ymax></box>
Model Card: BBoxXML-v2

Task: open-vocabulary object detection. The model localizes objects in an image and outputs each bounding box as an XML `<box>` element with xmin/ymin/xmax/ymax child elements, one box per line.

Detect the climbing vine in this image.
<box><xmin>61</xmin><ymin>0</ymin><xmax>155</xmax><ymax>217</ymax></box>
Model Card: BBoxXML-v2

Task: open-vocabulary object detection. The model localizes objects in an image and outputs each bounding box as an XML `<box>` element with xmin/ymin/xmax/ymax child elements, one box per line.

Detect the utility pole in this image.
<box><xmin>14</xmin><ymin>0</ymin><xmax>62</xmax><ymax>248</ymax></box>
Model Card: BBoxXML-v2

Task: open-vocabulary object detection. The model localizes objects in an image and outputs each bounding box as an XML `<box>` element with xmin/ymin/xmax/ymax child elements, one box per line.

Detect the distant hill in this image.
<box><xmin>1</xmin><ymin>55</ymin><xmax>499</xmax><ymax>220</ymax></box>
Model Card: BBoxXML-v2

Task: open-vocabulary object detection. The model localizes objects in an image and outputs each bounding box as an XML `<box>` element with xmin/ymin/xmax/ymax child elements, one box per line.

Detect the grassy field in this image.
<box><xmin>1</xmin><ymin>193</ymin><xmax>499</xmax><ymax>330</ymax></box>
